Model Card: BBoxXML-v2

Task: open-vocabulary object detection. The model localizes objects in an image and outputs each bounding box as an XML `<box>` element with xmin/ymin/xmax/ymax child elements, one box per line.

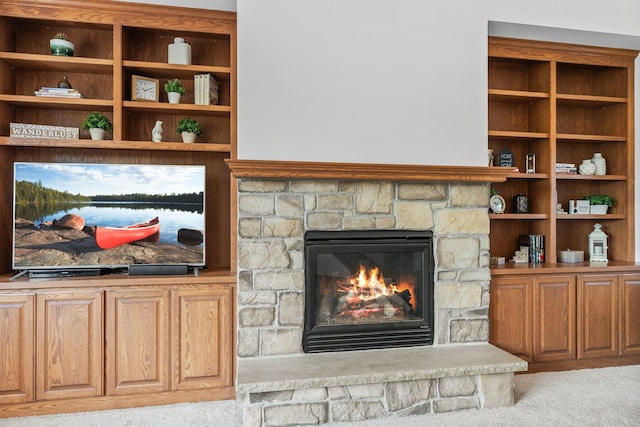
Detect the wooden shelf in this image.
<box><xmin>488</xmin><ymin>130</ymin><xmax>549</xmax><ymax>139</ymax></box>
<box><xmin>0</xmin><ymin>137</ymin><xmax>232</xmax><ymax>152</ymax></box>
<box><xmin>0</xmin><ymin>94</ymin><xmax>113</xmax><ymax>110</ymax></box>
<box><xmin>490</xmin><ymin>213</ymin><xmax>548</xmax><ymax>220</ymax></box>
<box><xmin>0</xmin><ymin>52</ymin><xmax>113</xmax><ymax>73</ymax></box>
<box><xmin>556</xmin><ymin>174</ymin><xmax>626</xmax><ymax>181</ymax></box>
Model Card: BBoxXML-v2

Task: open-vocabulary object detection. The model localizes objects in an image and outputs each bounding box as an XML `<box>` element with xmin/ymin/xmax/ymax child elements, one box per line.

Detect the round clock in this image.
<box><xmin>490</xmin><ymin>194</ymin><xmax>506</xmax><ymax>214</ymax></box>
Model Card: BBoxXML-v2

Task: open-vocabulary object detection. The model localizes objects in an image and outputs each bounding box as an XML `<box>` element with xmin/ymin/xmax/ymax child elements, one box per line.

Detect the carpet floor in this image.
<box><xmin>1</xmin><ymin>365</ymin><xmax>638</xmax><ymax>426</ymax></box>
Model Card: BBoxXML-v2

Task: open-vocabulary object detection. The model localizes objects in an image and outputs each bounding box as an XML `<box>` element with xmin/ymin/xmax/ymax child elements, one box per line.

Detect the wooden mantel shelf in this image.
<box><xmin>225</xmin><ymin>160</ymin><xmax>516</xmax><ymax>182</ymax></box>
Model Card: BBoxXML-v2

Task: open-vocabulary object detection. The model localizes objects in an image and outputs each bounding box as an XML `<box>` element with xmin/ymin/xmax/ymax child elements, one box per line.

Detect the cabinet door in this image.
<box><xmin>172</xmin><ymin>287</ymin><xmax>233</xmax><ymax>391</ymax></box>
<box><xmin>36</xmin><ymin>291</ymin><xmax>103</xmax><ymax>400</ymax></box>
<box><xmin>577</xmin><ymin>274</ymin><xmax>618</xmax><ymax>359</ymax></box>
<box><xmin>533</xmin><ymin>276</ymin><xmax>576</xmax><ymax>362</ymax></box>
<box><xmin>0</xmin><ymin>293</ymin><xmax>34</xmax><ymax>404</ymax></box>
<box><xmin>489</xmin><ymin>276</ymin><xmax>532</xmax><ymax>361</ymax></box>
<box><xmin>620</xmin><ymin>274</ymin><xmax>640</xmax><ymax>355</ymax></box>
<box><xmin>105</xmin><ymin>289</ymin><xmax>170</xmax><ymax>395</ymax></box>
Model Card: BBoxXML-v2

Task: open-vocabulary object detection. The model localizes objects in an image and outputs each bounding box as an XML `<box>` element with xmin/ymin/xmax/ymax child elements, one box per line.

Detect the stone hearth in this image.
<box><xmin>226</xmin><ymin>160</ymin><xmax>525</xmax><ymax>426</ymax></box>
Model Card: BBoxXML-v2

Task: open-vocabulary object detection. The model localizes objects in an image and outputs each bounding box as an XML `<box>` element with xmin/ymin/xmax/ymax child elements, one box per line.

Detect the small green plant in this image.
<box><xmin>583</xmin><ymin>194</ymin><xmax>615</xmax><ymax>207</ymax></box>
<box><xmin>83</xmin><ymin>112</ymin><xmax>112</xmax><ymax>131</ymax></box>
<box><xmin>176</xmin><ymin>117</ymin><xmax>202</xmax><ymax>136</ymax></box>
<box><xmin>54</xmin><ymin>32</ymin><xmax>68</xmax><ymax>40</ymax></box>
<box><xmin>164</xmin><ymin>78</ymin><xmax>186</xmax><ymax>95</ymax></box>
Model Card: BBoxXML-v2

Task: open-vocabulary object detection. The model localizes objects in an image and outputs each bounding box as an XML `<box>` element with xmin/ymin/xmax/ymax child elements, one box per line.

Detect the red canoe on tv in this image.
<box><xmin>95</xmin><ymin>217</ymin><xmax>160</xmax><ymax>250</ymax></box>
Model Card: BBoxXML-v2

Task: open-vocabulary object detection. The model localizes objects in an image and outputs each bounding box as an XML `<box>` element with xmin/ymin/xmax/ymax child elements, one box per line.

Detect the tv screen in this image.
<box><xmin>13</xmin><ymin>162</ymin><xmax>206</xmax><ymax>272</ymax></box>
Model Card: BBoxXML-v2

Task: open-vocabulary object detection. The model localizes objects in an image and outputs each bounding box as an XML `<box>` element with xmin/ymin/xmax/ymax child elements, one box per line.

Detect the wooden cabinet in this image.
<box><xmin>0</xmin><ymin>293</ymin><xmax>34</xmax><ymax>404</ymax></box>
<box><xmin>0</xmin><ymin>279</ymin><xmax>235</xmax><ymax>417</ymax></box>
<box><xmin>489</xmin><ymin>276</ymin><xmax>532</xmax><ymax>360</ymax></box>
<box><xmin>620</xmin><ymin>274</ymin><xmax>640</xmax><ymax>355</ymax></box>
<box><xmin>533</xmin><ymin>276</ymin><xmax>576</xmax><ymax>362</ymax></box>
<box><xmin>106</xmin><ymin>289</ymin><xmax>170</xmax><ymax>396</ymax></box>
<box><xmin>36</xmin><ymin>290</ymin><xmax>103</xmax><ymax>401</ymax></box>
<box><xmin>577</xmin><ymin>274</ymin><xmax>618</xmax><ymax>359</ymax></box>
<box><xmin>490</xmin><ymin>269</ymin><xmax>640</xmax><ymax>372</ymax></box>
<box><xmin>488</xmin><ymin>37</ymin><xmax>638</xmax><ymax>264</ymax></box>
<box><xmin>172</xmin><ymin>287</ymin><xmax>233</xmax><ymax>391</ymax></box>
<box><xmin>0</xmin><ymin>0</ymin><xmax>236</xmax><ymax>274</ymax></box>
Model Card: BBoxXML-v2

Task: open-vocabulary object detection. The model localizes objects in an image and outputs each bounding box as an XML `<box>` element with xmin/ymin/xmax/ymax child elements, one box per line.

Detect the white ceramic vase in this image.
<box><xmin>89</xmin><ymin>128</ymin><xmax>106</xmax><ymax>140</ymax></box>
<box><xmin>181</xmin><ymin>131</ymin><xmax>196</xmax><ymax>143</ymax></box>
<box><xmin>592</xmin><ymin>152</ymin><xmax>606</xmax><ymax>175</ymax></box>
<box><xmin>578</xmin><ymin>159</ymin><xmax>596</xmax><ymax>175</ymax></box>
<box><xmin>167</xmin><ymin>92</ymin><xmax>181</xmax><ymax>104</ymax></box>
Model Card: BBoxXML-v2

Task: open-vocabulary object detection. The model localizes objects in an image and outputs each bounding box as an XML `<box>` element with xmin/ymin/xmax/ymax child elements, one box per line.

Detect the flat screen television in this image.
<box><xmin>12</xmin><ymin>162</ymin><xmax>206</xmax><ymax>274</ymax></box>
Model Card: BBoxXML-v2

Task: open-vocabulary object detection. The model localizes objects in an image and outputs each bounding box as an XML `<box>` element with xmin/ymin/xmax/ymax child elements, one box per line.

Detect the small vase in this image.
<box><xmin>578</xmin><ymin>159</ymin><xmax>596</xmax><ymax>175</ymax></box>
<box><xmin>89</xmin><ymin>128</ymin><xmax>106</xmax><ymax>140</ymax></box>
<box><xmin>181</xmin><ymin>131</ymin><xmax>196</xmax><ymax>143</ymax></box>
<box><xmin>168</xmin><ymin>37</ymin><xmax>191</xmax><ymax>65</ymax></box>
<box><xmin>50</xmin><ymin>39</ymin><xmax>75</xmax><ymax>56</ymax></box>
<box><xmin>167</xmin><ymin>92</ymin><xmax>181</xmax><ymax>104</ymax></box>
<box><xmin>592</xmin><ymin>152</ymin><xmax>606</xmax><ymax>175</ymax></box>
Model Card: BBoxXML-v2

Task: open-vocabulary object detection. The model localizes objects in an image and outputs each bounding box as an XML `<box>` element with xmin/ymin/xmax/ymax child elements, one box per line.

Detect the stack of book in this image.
<box><xmin>528</xmin><ymin>234</ymin><xmax>545</xmax><ymax>263</ymax></box>
<box><xmin>34</xmin><ymin>87</ymin><xmax>84</xmax><ymax>98</ymax></box>
<box><xmin>556</xmin><ymin>162</ymin><xmax>577</xmax><ymax>175</ymax></box>
<box><xmin>194</xmin><ymin>73</ymin><xmax>218</xmax><ymax>105</ymax></box>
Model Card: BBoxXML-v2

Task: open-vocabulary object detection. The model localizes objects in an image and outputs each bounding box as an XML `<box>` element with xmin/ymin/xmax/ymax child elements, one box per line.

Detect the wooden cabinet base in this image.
<box><xmin>524</xmin><ymin>355</ymin><xmax>640</xmax><ymax>374</ymax></box>
<box><xmin>0</xmin><ymin>387</ymin><xmax>235</xmax><ymax>418</ymax></box>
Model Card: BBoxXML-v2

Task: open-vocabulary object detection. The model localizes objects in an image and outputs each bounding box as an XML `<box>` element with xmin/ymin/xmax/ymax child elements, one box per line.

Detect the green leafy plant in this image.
<box><xmin>583</xmin><ymin>194</ymin><xmax>616</xmax><ymax>207</ymax></box>
<box><xmin>164</xmin><ymin>78</ymin><xmax>186</xmax><ymax>95</ymax></box>
<box><xmin>54</xmin><ymin>32</ymin><xmax>68</xmax><ymax>40</ymax></box>
<box><xmin>83</xmin><ymin>112</ymin><xmax>112</xmax><ymax>131</ymax></box>
<box><xmin>176</xmin><ymin>117</ymin><xmax>202</xmax><ymax>136</ymax></box>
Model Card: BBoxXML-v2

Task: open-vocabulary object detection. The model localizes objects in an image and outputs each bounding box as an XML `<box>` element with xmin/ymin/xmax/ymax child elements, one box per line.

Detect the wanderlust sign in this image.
<box><xmin>10</xmin><ymin>122</ymin><xmax>79</xmax><ymax>139</ymax></box>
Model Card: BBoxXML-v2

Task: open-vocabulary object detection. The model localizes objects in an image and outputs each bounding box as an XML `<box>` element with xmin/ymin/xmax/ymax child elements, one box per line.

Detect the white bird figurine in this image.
<box><xmin>152</xmin><ymin>120</ymin><xmax>163</xmax><ymax>142</ymax></box>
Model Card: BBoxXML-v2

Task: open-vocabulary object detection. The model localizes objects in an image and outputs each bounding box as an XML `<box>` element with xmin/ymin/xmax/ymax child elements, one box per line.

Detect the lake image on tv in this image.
<box><xmin>13</xmin><ymin>162</ymin><xmax>206</xmax><ymax>269</ymax></box>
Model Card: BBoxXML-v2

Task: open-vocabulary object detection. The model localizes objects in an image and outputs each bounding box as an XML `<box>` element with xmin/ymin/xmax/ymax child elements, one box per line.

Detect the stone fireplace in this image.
<box><xmin>226</xmin><ymin>160</ymin><xmax>526</xmax><ymax>426</ymax></box>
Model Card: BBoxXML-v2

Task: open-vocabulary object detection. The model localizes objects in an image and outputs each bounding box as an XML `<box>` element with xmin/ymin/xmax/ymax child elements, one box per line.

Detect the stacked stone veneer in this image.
<box><xmin>235</xmin><ymin>178</ymin><xmax>523</xmax><ymax>426</ymax></box>
<box><xmin>237</xmin><ymin>179</ymin><xmax>491</xmax><ymax>358</ymax></box>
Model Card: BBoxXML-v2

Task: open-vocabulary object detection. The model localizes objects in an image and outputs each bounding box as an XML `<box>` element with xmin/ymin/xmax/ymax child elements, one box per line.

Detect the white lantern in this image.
<box><xmin>588</xmin><ymin>223</ymin><xmax>608</xmax><ymax>263</ymax></box>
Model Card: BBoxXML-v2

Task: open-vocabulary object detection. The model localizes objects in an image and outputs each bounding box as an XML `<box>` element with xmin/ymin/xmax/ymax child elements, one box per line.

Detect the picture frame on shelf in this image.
<box><xmin>131</xmin><ymin>75</ymin><xmax>159</xmax><ymax>102</ymax></box>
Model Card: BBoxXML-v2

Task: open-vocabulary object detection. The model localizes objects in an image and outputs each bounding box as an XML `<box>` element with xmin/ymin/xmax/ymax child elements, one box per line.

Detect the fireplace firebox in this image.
<box><xmin>303</xmin><ymin>230</ymin><xmax>434</xmax><ymax>353</ymax></box>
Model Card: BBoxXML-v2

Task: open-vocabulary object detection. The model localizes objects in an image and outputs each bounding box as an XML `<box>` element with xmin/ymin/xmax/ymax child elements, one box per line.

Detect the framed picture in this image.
<box><xmin>131</xmin><ymin>75</ymin><xmax>159</xmax><ymax>102</ymax></box>
<box><xmin>526</xmin><ymin>154</ymin><xmax>536</xmax><ymax>174</ymax></box>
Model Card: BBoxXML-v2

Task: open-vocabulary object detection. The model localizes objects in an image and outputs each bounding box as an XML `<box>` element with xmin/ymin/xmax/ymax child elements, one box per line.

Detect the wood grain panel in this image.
<box><xmin>489</xmin><ymin>277</ymin><xmax>532</xmax><ymax>361</ymax></box>
<box><xmin>36</xmin><ymin>291</ymin><xmax>103</xmax><ymax>400</ymax></box>
<box><xmin>577</xmin><ymin>275</ymin><xmax>618</xmax><ymax>359</ymax></box>
<box><xmin>533</xmin><ymin>276</ymin><xmax>576</xmax><ymax>362</ymax></box>
<box><xmin>0</xmin><ymin>293</ymin><xmax>34</xmax><ymax>404</ymax></box>
<box><xmin>172</xmin><ymin>287</ymin><xmax>233</xmax><ymax>391</ymax></box>
<box><xmin>106</xmin><ymin>289</ymin><xmax>170</xmax><ymax>396</ymax></box>
<box><xmin>621</xmin><ymin>274</ymin><xmax>640</xmax><ymax>355</ymax></box>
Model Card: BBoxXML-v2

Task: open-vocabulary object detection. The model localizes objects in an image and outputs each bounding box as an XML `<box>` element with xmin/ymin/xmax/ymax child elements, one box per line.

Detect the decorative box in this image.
<box><xmin>10</xmin><ymin>122</ymin><xmax>79</xmax><ymax>139</ymax></box>
<box><xmin>558</xmin><ymin>249</ymin><xmax>584</xmax><ymax>263</ymax></box>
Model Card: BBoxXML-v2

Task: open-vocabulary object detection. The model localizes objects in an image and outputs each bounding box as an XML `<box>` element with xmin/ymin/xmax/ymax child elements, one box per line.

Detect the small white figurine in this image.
<box><xmin>152</xmin><ymin>120</ymin><xmax>163</xmax><ymax>142</ymax></box>
<box><xmin>511</xmin><ymin>246</ymin><xmax>529</xmax><ymax>263</ymax></box>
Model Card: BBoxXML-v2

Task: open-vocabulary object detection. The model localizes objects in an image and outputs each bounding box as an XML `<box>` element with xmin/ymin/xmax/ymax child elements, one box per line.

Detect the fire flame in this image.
<box><xmin>339</xmin><ymin>265</ymin><xmax>415</xmax><ymax>308</ymax></box>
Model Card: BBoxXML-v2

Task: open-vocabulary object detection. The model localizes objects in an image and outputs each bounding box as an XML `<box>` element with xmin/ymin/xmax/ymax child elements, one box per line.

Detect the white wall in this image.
<box><xmin>125</xmin><ymin>0</ymin><xmax>640</xmax><ymax>259</ymax></box>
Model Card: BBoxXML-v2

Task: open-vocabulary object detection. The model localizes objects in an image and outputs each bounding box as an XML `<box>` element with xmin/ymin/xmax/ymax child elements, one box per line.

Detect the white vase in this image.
<box><xmin>578</xmin><ymin>159</ymin><xmax>596</xmax><ymax>175</ymax></box>
<box><xmin>89</xmin><ymin>128</ymin><xmax>106</xmax><ymax>140</ymax></box>
<box><xmin>167</xmin><ymin>92</ymin><xmax>181</xmax><ymax>104</ymax></box>
<box><xmin>181</xmin><ymin>131</ymin><xmax>197</xmax><ymax>143</ymax></box>
<box><xmin>168</xmin><ymin>37</ymin><xmax>191</xmax><ymax>65</ymax></box>
<box><xmin>592</xmin><ymin>152</ymin><xmax>606</xmax><ymax>175</ymax></box>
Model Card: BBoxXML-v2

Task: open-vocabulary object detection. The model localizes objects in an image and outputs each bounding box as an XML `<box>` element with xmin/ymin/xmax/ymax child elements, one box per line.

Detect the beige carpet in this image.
<box><xmin>1</xmin><ymin>365</ymin><xmax>639</xmax><ymax>426</ymax></box>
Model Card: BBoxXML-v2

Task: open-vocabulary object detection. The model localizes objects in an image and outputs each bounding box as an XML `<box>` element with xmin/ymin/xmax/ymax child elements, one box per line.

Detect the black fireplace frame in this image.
<box><xmin>303</xmin><ymin>230</ymin><xmax>434</xmax><ymax>353</ymax></box>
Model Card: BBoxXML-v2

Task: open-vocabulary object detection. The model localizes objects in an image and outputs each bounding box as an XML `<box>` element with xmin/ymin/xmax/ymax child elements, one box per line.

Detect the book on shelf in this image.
<box><xmin>556</xmin><ymin>163</ymin><xmax>577</xmax><ymax>174</ymax></box>
<box><xmin>10</xmin><ymin>122</ymin><xmax>79</xmax><ymax>139</ymax></box>
<box><xmin>527</xmin><ymin>234</ymin><xmax>545</xmax><ymax>264</ymax></box>
<box><xmin>194</xmin><ymin>73</ymin><xmax>218</xmax><ymax>105</ymax></box>
<box><xmin>34</xmin><ymin>87</ymin><xmax>85</xmax><ymax>98</ymax></box>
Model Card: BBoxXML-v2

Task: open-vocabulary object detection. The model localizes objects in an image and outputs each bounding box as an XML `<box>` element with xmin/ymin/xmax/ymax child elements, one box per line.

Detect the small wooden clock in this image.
<box><xmin>132</xmin><ymin>75</ymin><xmax>159</xmax><ymax>102</ymax></box>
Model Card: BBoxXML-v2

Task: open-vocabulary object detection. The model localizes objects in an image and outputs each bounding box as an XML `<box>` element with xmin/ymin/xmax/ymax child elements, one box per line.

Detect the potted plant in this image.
<box><xmin>164</xmin><ymin>78</ymin><xmax>186</xmax><ymax>104</ymax></box>
<box><xmin>176</xmin><ymin>117</ymin><xmax>202</xmax><ymax>143</ymax></box>
<box><xmin>583</xmin><ymin>194</ymin><xmax>615</xmax><ymax>214</ymax></box>
<box><xmin>50</xmin><ymin>32</ymin><xmax>75</xmax><ymax>56</ymax></box>
<box><xmin>83</xmin><ymin>111</ymin><xmax>112</xmax><ymax>140</ymax></box>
